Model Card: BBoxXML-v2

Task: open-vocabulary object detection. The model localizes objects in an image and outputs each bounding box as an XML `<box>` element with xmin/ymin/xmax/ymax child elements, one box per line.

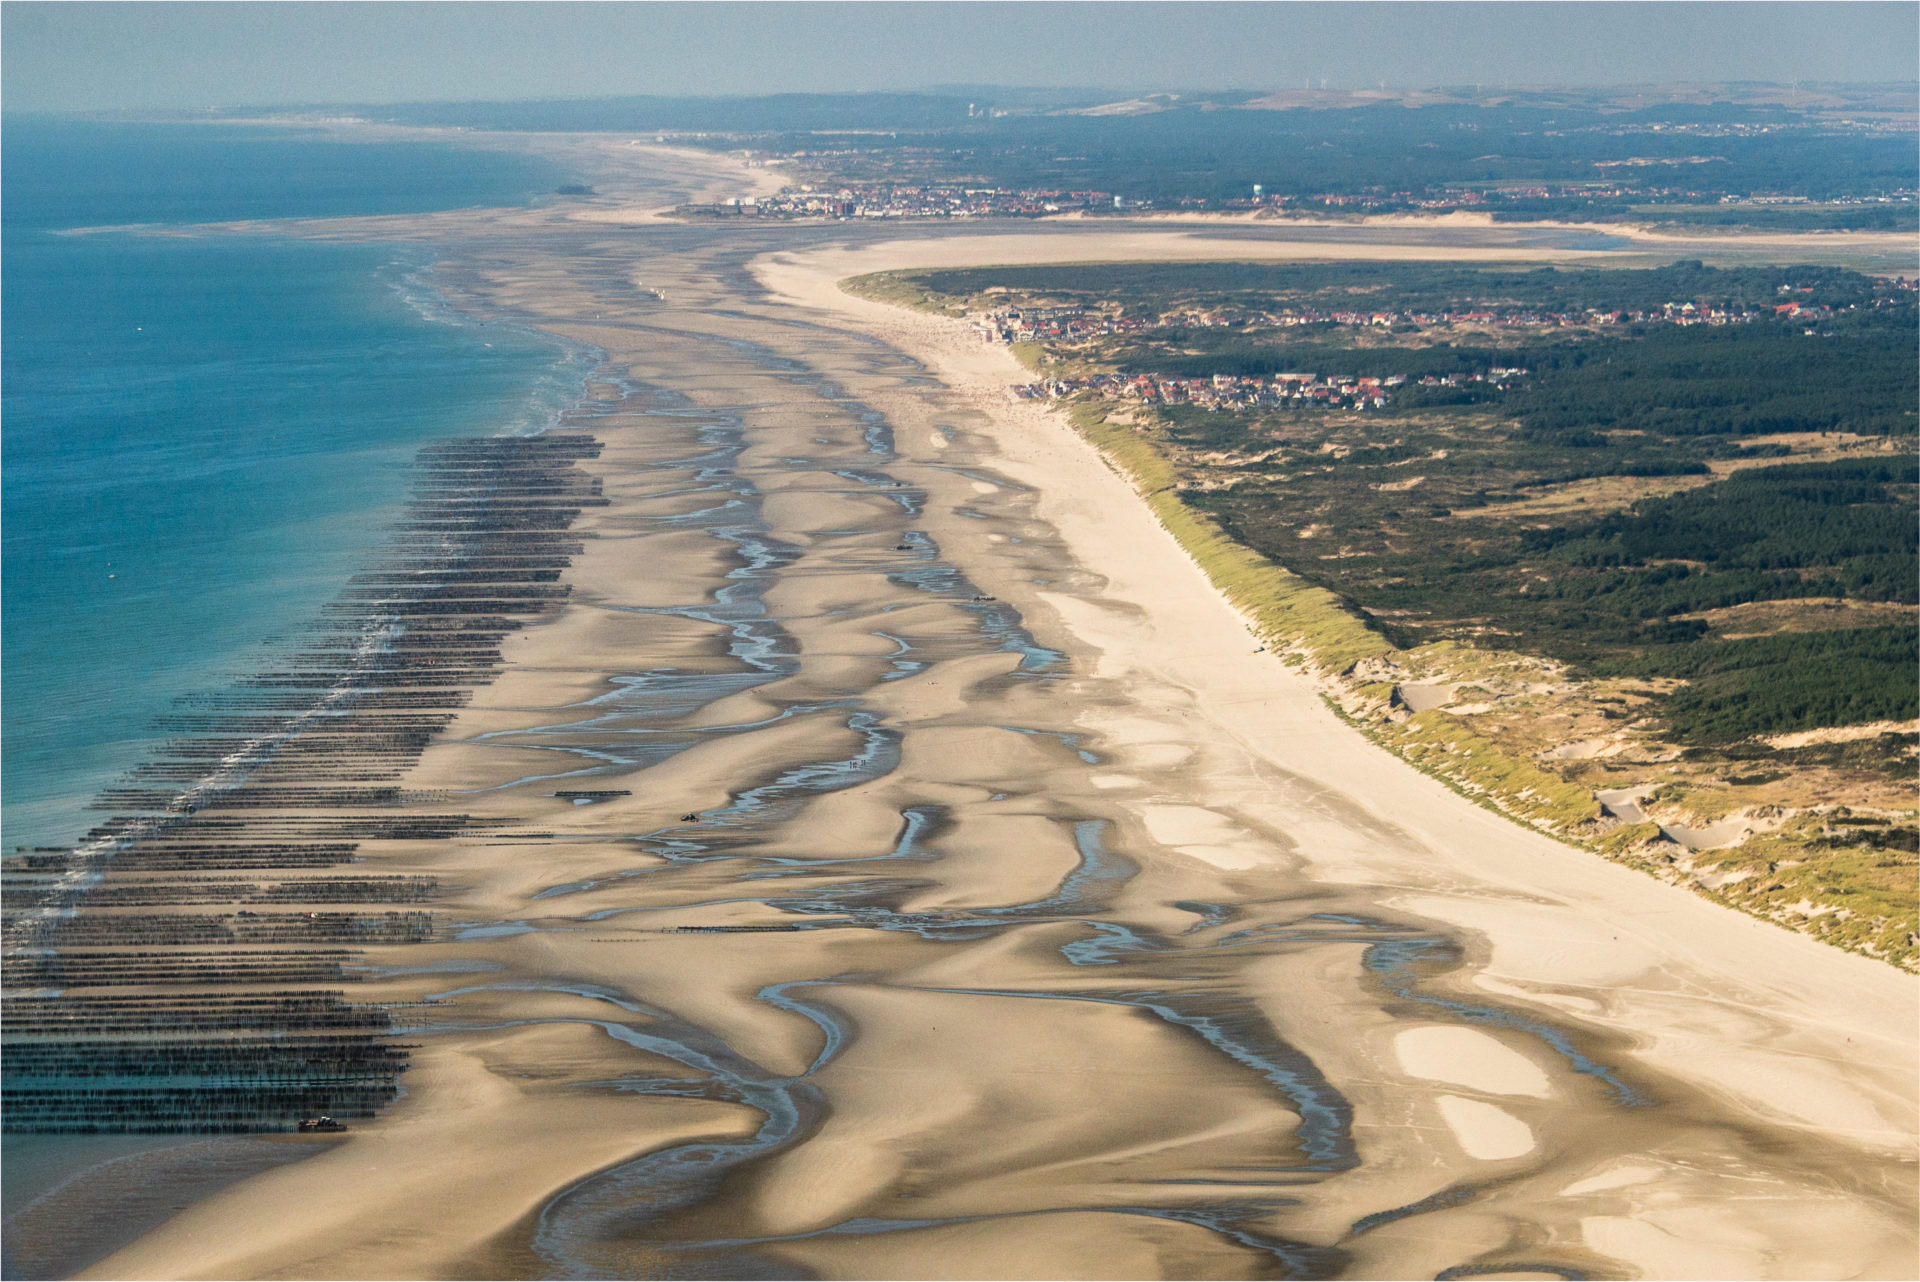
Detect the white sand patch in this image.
<box><xmin>1764</xmin><ymin>719</ymin><xmax>1918</xmax><ymax>749</ymax></box>
<box><xmin>1393</xmin><ymin>1027</ymin><xmax>1552</xmax><ymax>1098</ymax></box>
<box><xmin>1174</xmin><ymin>844</ymin><xmax>1263</xmax><ymax>870</ymax></box>
<box><xmin>1140</xmin><ymin>805</ymin><xmax>1264</xmax><ymax>870</ymax></box>
<box><xmin>929</xmin><ymin>432</ymin><xmax>950</xmax><ymax>449</ymax></box>
<box><xmin>1435</xmin><ymin>1095</ymin><xmax>1535</xmax><ymax>1160</ymax></box>
<box><xmin>1395</xmin><ymin>682</ymin><xmax>1457</xmax><ymax>713</ymax></box>
<box><xmin>970</xmin><ymin>480</ymin><xmax>998</xmax><ymax>494</ymax></box>
<box><xmin>1089</xmin><ymin>774</ymin><xmax>1142</xmax><ymax>791</ymax></box>
<box><xmin>1658</xmin><ymin>816</ymin><xmax>1754</xmax><ymax>851</ymax></box>
<box><xmin>1594</xmin><ymin>787</ymin><xmax>1653</xmax><ymax>823</ymax></box>
<box><xmin>1560</xmin><ymin>1162</ymin><xmax>1664</xmax><ymax>1196</ymax></box>
<box><xmin>1142</xmin><ymin>805</ymin><xmax>1238</xmax><ymax>842</ymax></box>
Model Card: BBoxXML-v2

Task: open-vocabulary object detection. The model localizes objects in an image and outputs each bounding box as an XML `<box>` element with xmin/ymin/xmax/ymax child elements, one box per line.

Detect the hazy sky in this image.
<box><xmin>5</xmin><ymin>2</ymin><xmax>1917</xmax><ymax>114</ymax></box>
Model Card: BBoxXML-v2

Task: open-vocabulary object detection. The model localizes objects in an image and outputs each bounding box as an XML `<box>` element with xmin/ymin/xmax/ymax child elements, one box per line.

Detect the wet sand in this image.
<box><xmin>47</xmin><ymin>147</ymin><xmax>1920</xmax><ymax>1279</ymax></box>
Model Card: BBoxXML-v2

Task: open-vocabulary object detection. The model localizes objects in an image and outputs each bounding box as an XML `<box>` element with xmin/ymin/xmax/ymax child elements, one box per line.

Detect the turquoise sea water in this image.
<box><xmin>2</xmin><ymin>121</ymin><xmax>589</xmax><ymax>852</ymax></box>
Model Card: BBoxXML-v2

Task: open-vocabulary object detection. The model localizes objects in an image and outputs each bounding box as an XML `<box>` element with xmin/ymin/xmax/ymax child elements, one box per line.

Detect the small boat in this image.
<box><xmin>298</xmin><ymin>1116</ymin><xmax>347</xmax><ymax>1133</ymax></box>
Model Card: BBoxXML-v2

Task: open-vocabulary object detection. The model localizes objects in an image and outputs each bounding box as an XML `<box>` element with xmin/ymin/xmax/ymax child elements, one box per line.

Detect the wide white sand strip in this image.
<box><xmin>753</xmin><ymin>231</ymin><xmax>1919</xmax><ymax>1157</ymax></box>
<box><xmin>1435</xmin><ymin>1095</ymin><xmax>1536</xmax><ymax>1161</ymax></box>
<box><xmin>1394</xmin><ymin>1026</ymin><xmax>1553</xmax><ymax>1099</ymax></box>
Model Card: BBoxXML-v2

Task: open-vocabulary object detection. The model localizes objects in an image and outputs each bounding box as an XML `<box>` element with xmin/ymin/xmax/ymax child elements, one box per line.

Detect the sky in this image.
<box><xmin>4</xmin><ymin>2</ymin><xmax>1917</xmax><ymax>114</ymax></box>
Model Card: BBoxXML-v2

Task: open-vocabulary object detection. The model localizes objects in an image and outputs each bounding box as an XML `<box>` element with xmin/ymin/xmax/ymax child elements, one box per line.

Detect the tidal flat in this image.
<box><xmin>9</xmin><ymin>137</ymin><xmax>1915</xmax><ymax>1281</ymax></box>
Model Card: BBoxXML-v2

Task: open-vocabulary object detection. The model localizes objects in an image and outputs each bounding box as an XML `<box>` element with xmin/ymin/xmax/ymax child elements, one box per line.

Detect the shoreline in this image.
<box><xmin>753</xmin><ymin>234</ymin><xmax>1920</xmax><ymax>1143</ymax></box>
<box><xmin>828</xmin><ymin>245</ymin><xmax>1919</xmax><ymax>971</ymax></box>
<box><xmin>48</xmin><ymin>148</ymin><xmax>1920</xmax><ymax>1280</ymax></box>
<box><xmin>669</xmin><ymin>207</ymin><xmax>1920</xmax><ymax>272</ymax></box>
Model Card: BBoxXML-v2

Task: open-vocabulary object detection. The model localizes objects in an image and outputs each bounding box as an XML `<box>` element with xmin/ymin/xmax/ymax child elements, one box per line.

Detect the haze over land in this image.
<box><xmin>6</xmin><ymin>1</ymin><xmax>1916</xmax><ymax>112</ymax></box>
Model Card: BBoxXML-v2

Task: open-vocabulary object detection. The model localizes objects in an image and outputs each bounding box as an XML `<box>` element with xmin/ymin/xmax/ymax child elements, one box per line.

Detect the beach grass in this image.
<box><xmin>843</xmin><ymin>271</ymin><xmax>968</xmax><ymax>316</ymax></box>
<box><xmin>1067</xmin><ymin>405</ymin><xmax>1393</xmax><ymax>672</ymax></box>
<box><xmin>846</xmin><ymin>275</ymin><xmax>1917</xmax><ymax>971</ymax></box>
<box><xmin>1067</xmin><ymin>402</ymin><xmax>1594</xmax><ymax>823</ymax></box>
<box><xmin>1058</xmin><ymin>402</ymin><xmax>1915</xmax><ymax>969</ymax></box>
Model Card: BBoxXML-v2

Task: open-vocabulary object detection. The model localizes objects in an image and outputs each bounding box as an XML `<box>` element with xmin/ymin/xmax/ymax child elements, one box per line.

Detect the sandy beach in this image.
<box><xmin>1036</xmin><ymin>205</ymin><xmax>1920</xmax><ymax>263</ymax></box>
<box><xmin>40</xmin><ymin>145</ymin><xmax>1918</xmax><ymax>1280</ymax></box>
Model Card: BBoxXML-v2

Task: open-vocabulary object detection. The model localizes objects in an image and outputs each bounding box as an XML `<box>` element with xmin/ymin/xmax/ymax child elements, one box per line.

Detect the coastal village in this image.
<box><xmin>1010</xmin><ymin>368</ymin><xmax>1525</xmax><ymax>411</ymax></box>
<box><xmin>689</xmin><ymin>184</ymin><xmax>1131</xmax><ymax>218</ymax></box>
<box><xmin>974</xmin><ymin>288</ymin><xmax>1915</xmax><ymax>409</ymax></box>
<box><xmin>687</xmin><ymin>182</ymin><xmax>1678</xmax><ymax>219</ymax></box>
<box><xmin>972</xmin><ymin>294</ymin><xmax>1852</xmax><ymax>344</ymax></box>
<box><xmin>682</xmin><ymin>179</ymin><xmax>1919</xmax><ymax>222</ymax></box>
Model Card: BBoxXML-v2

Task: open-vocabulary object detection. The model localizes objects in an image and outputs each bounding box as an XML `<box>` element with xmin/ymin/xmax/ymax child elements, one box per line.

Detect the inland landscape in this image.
<box><xmin>3</xmin><ymin>32</ymin><xmax>1918</xmax><ymax>1282</ymax></box>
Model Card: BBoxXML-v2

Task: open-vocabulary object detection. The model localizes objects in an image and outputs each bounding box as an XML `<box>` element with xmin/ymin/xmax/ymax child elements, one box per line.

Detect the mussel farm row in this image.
<box><xmin>2</xmin><ymin>434</ymin><xmax>604</xmax><ymax>1132</ymax></box>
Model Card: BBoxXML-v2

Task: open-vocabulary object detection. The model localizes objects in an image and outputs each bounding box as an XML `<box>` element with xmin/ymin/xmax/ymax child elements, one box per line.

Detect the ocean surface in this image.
<box><xmin>2</xmin><ymin>120</ymin><xmax>591</xmax><ymax>854</ymax></box>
